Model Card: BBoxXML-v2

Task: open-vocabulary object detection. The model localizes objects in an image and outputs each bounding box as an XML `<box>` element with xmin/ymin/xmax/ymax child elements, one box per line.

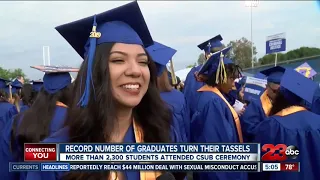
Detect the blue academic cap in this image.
<box><xmin>197</xmin><ymin>35</ymin><xmax>223</xmax><ymax>54</ymax></box>
<box><xmin>11</xmin><ymin>79</ymin><xmax>23</xmax><ymax>89</ymax></box>
<box><xmin>31</xmin><ymin>80</ymin><xmax>43</xmax><ymax>92</ymax></box>
<box><xmin>0</xmin><ymin>78</ymin><xmax>10</xmax><ymax>89</ymax></box>
<box><xmin>55</xmin><ymin>1</ymin><xmax>153</xmax><ymax>59</ymax></box>
<box><xmin>280</xmin><ymin>68</ymin><xmax>318</xmax><ymax>104</ymax></box>
<box><xmin>30</xmin><ymin>65</ymin><xmax>78</xmax><ymax>94</ymax></box>
<box><xmin>146</xmin><ymin>41</ymin><xmax>177</xmax><ymax>76</ymax></box>
<box><xmin>55</xmin><ymin>1</ymin><xmax>153</xmax><ymax>107</ymax></box>
<box><xmin>260</xmin><ymin>66</ymin><xmax>285</xmax><ymax>84</ymax></box>
<box><xmin>199</xmin><ymin>46</ymin><xmax>233</xmax><ymax>84</ymax></box>
<box><xmin>199</xmin><ymin>46</ymin><xmax>233</xmax><ymax>75</ymax></box>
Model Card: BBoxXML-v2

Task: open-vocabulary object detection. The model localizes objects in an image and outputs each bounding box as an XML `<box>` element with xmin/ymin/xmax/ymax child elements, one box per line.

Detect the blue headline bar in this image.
<box><xmin>58</xmin><ymin>143</ymin><xmax>259</xmax><ymax>153</ymax></box>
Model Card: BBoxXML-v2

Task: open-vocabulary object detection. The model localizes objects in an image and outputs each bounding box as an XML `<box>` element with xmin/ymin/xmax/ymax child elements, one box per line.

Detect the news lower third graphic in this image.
<box><xmin>12</xmin><ymin>143</ymin><xmax>301</xmax><ymax>172</ymax></box>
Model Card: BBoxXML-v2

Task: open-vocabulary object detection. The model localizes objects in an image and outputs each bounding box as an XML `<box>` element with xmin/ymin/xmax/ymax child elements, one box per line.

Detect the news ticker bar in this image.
<box><xmin>9</xmin><ymin>162</ymin><xmax>260</xmax><ymax>172</ymax></box>
<box><xmin>262</xmin><ymin>162</ymin><xmax>300</xmax><ymax>172</ymax></box>
<box><xmin>24</xmin><ymin>143</ymin><xmax>261</xmax><ymax>162</ymax></box>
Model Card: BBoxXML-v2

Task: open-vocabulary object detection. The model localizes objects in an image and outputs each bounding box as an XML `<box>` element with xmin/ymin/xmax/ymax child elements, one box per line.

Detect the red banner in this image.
<box><xmin>24</xmin><ymin>143</ymin><xmax>57</xmax><ymax>161</ymax></box>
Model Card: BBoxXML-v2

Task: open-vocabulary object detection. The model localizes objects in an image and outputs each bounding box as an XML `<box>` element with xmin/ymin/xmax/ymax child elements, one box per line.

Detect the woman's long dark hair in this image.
<box><xmin>11</xmin><ymin>83</ymin><xmax>73</xmax><ymax>154</ymax></box>
<box><xmin>63</xmin><ymin>43</ymin><xmax>172</xmax><ymax>180</ymax></box>
<box><xmin>21</xmin><ymin>84</ymin><xmax>33</xmax><ymax>106</ymax></box>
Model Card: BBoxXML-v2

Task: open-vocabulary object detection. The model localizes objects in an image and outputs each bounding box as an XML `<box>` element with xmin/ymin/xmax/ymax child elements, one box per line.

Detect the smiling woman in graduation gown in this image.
<box><xmin>184</xmin><ymin>35</ymin><xmax>225</xmax><ymax>118</ymax></box>
<box><xmin>249</xmin><ymin>68</ymin><xmax>320</xmax><ymax>180</ymax></box>
<box><xmin>146</xmin><ymin>41</ymin><xmax>189</xmax><ymax>142</ymax></box>
<box><xmin>240</xmin><ymin>66</ymin><xmax>285</xmax><ymax>142</ymax></box>
<box><xmin>191</xmin><ymin>47</ymin><xmax>247</xmax><ymax>180</ymax></box>
<box><xmin>27</xmin><ymin>2</ymin><xmax>183</xmax><ymax>180</ymax></box>
<box><xmin>0</xmin><ymin>69</ymin><xmax>74</xmax><ymax>180</ymax></box>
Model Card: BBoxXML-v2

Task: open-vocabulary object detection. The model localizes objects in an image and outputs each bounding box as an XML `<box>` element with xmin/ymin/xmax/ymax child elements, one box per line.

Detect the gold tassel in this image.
<box><xmin>215</xmin><ymin>52</ymin><xmax>227</xmax><ymax>84</ymax></box>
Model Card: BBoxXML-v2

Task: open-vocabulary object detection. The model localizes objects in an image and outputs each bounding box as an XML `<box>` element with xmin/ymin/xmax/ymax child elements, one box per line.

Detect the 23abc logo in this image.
<box><xmin>261</xmin><ymin>144</ymin><xmax>299</xmax><ymax>161</ymax></box>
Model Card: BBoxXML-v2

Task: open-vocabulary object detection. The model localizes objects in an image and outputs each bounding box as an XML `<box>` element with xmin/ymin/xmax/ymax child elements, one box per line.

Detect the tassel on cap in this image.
<box><xmin>215</xmin><ymin>52</ymin><xmax>227</xmax><ymax>84</ymax></box>
<box><xmin>78</xmin><ymin>15</ymin><xmax>101</xmax><ymax>107</ymax></box>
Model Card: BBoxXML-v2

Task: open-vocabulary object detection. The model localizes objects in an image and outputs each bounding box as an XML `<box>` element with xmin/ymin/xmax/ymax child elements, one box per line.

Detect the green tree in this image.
<box><xmin>0</xmin><ymin>67</ymin><xmax>29</xmax><ymax>83</ymax></box>
<box><xmin>197</xmin><ymin>53</ymin><xmax>206</xmax><ymax>65</ymax></box>
<box><xmin>226</xmin><ymin>37</ymin><xmax>257</xmax><ymax>68</ymax></box>
<box><xmin>258</xmin><ymin>47</ymin><xmax>320</xmax><ymax>65</ymax></box>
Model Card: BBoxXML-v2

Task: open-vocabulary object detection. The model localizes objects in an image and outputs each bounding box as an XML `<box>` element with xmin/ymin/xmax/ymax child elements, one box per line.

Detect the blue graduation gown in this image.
<box><xmin>0</xmin><ymin>105</ymin><xmax>67</xmax><ymax>180</ymax></box>
<box><xmin>191</xmin><ymin>91</ymin><xmax>247</xmax><ymax>180</ymax></box>
<box><xmin>251</xmin><ymin>109</ymin><xmax>320</xmax><ymax>180</ymax></box>
<box><xmin>240</xmin><ymin>98</ymin><xmax>267</xmax><ymax>142</ymax></box>
<box><xmin>26</xmin><ymin>124</ymin><xmax>182</xmax><ymax>180</ymax></box>
<box><xmin>183</xmin><ymin>65</ymin><xmax>205</xmax><ymax>117</ymax></box>
<box><xmin>0</xmin><ymin>102</ymin><xmax>18</xmax><ymax>131</ymax></box>
<box><xmin>161</xmin><ymin>89</ymin><xmax>189</xmax><ymax>142</ymax></box>
<box><xmin>0</xmin><ymin>115</ymin><xmax>19</xmax><ymax>180</ymax></box>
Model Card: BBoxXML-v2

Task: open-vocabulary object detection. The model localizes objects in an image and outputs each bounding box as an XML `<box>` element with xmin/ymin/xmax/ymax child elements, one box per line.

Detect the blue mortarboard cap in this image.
<box><xmin>199</xmin><ymin>46</ymin><xmax>233</xmax><ymax>75</ymax></box>
<box><xmin>146</xmin><ymin>41</ymin><xmax>177</xmax><ymax>76</ymax></box>
<box><xmin>260</xmin><ymin>66</ymin><xmax>285</xmax><ymax>84</ymax></box>
<box><xmin>197</xmin><ymin>35</ymin><xmax>223</xmax><ymax>54</ymax></box>
<box><xmin>11</xmin><ymin>79</ymin><xmax>23</xmax><ymax>89</ymax></box>
<box><xmin>280</xmin><ymin>68</ymin><xmax>318</xmax><ymax>104</ymax></box>
<box><xmin>56</xmin><ymin>1</ymin><xmax>153</xmax><ymax>107</ymax></box>
<box><xmin>31</xmin><ymin>65</ymin><xmax>79</xmax><ymax>94</ymax></box>
<box><xmin>0</xmin><ymin>78</ymin><xmax>10</xmax><ymax>89</ymax></box>
<box><xmin>31</xmin><ymin>80</ymin><xmax>44</xmax><ymax>92</ymax></box>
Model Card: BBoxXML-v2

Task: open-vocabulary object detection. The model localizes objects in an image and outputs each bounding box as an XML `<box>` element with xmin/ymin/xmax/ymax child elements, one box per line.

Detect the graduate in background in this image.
<box><xmin>227</xmin><ymin>76</ymin><xmax>246</xmax><ymax>106</ymax></box>
<box><xmin>0</xmin><ymin>80</ymin><xmax>19</xmax><ymax>180</ymax></box>
<box><xmin>241</xmin><ymin>66</ymin><xmax>285</xmax><ymax>142</ymax></box>
<box><xmin>10</xmin><ymin>79</ymin><xmax>23</xmax><ymax>112</ymax></box>
<box><xmin>184</xmin><ymin>35</ymin><xmax>225</xmax><ymax>117</ymax></box>
<box><xmin>0</xmin><ymin>78</ymin><xmax>18</xmax><ymax>130</ymax></box>
<box><xmin>250</xmin><ymin>68</ymin><xmax>320</xmax><ymax>180</ymax></box>
<box><xmin>191</xmin><ymin>46</ymin><xmax>247</xmax><ymax>180</ymax></box>
<box><xmin>146</xmin><ymin>41</ymin><xmax>189</xmax><ymax>142</ymax></box>
<box><xmin>26</xmin><ymin>2</ymin><xmax>183</xmax><ymax>180</ymax></box>
<box><xmin>0</xmin><ymin>66</ymin><xmax>75</xmax><ymax>180</ymax></box>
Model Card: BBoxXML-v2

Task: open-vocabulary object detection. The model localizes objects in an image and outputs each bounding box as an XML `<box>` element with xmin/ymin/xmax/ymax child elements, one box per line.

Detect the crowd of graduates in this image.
<box><xmin>1</xmin><ymin>1</ymin><xmax>320</xmax><ymax>180</ymax></box>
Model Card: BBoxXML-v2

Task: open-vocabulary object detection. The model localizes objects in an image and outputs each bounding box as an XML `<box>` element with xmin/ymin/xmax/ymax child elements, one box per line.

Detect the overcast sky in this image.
<box><xmin>0</xmin><ymin>1</ymin><xmax>319</xmax><ymax>80</ymax></box>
